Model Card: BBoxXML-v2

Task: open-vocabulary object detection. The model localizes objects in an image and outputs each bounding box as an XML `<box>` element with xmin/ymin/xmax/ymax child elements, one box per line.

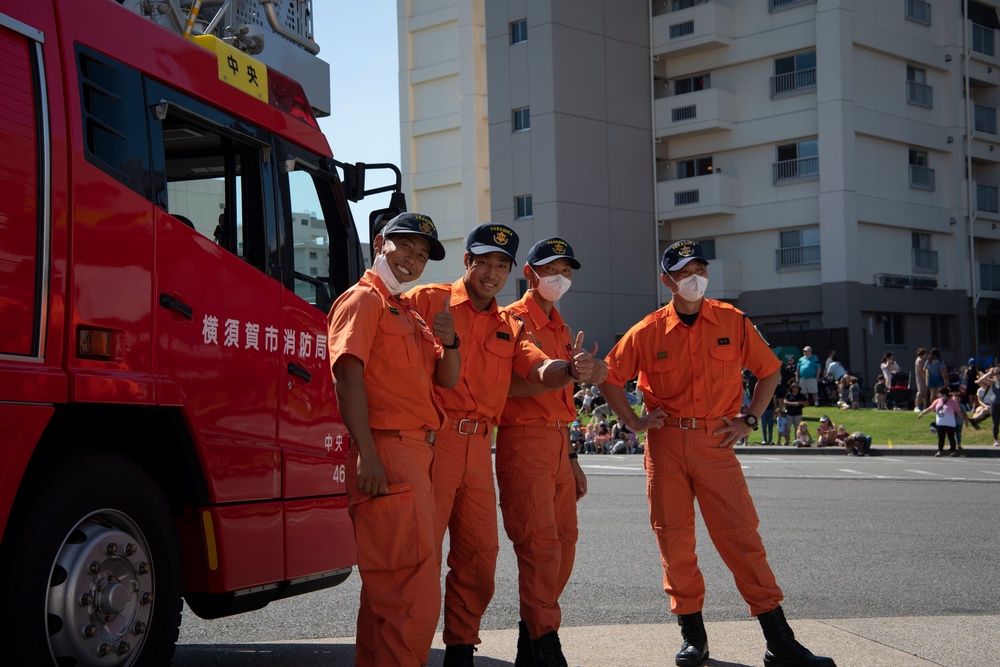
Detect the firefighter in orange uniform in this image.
<box><xmin>407</xmin><ymin>224</ymin><xmax>600</xmax><ymax>667</ymax></box>
<box><xmin>496</xmin><ymin>237</ymin><xmax>606</xmax><ymax>667</ymax></box>
<box><xmin>327</xmin><ymin>213</ymin><xmax>460</xmax><ymax>667</ymax></box>
<box><xmin>599</xmin><ymin>240</ymin><xmax>836</xmax><ymax>667</ymax></box>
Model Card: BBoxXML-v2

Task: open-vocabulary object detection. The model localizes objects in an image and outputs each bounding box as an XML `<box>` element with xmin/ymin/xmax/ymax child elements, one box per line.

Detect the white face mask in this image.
<box><xmin>532</xmin><ymin>268</ymin><xmax>572</xmax><ymax>302</ymax></box>
<box><xmin>670</xmin><ymin>273</ymin><xmax>708</xmax><ymax>301</ymax></box>
<box><xmin>372</xmin><ymin>240</ymin><xmax>416</xmax><ymax>296</ymax></box>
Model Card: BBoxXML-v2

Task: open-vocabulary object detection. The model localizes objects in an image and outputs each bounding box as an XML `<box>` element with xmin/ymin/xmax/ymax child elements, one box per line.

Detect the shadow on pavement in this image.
<box><xmin>706</xmin><ymin>659</ymin><xmax>753</xmax><ymax>667</ymax></box>
<box><xmin>174</xmin><ymin>644</ymin><xmax>516</xmax><ymax>667</ymax></box>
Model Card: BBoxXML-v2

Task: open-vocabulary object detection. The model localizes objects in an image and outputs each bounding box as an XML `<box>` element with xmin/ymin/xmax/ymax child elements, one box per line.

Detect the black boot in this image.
<box><xmin>442</xmin><ymin>643</ymin><xmax>476</xmax><ymax>667</ymax></box>
<box><xmin>530</xmin><ymin>630</ymin><xmax>568</xmax><ymax>667</ymax></box>
<box><xmin>675</xmin><ymin>611</ymin><xmax>709</xmax><ymax>666</ymax></box>
<box><xmin>757</xmin><ymin>606</ymin><xmax>836</xmax><ymax>667</ymax></box>
<box><xmin>515</xmin><ymin>620</ymin><xmax>537</xmax><ymax>667</ymax></box>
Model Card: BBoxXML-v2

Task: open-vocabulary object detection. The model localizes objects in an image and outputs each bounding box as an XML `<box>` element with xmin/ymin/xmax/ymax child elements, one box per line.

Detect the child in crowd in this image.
<box><xmin>775</xmin><ymin>409</ymin><xmax>789</xmax><ymax>446</ymax></box>
<box><xmin>793</xmin><ymin>421</ymin><xmax>815</xmax><ymax>448</ymax></box>
<box><xmin>849</xmin><ymin>376</ymin><xmax>861</xmax><ymax>410</ymax></box>
<box><xmin>874</xmin><ymin>377</ymin><xmax>887</xmax><ymax>410</ymax></box>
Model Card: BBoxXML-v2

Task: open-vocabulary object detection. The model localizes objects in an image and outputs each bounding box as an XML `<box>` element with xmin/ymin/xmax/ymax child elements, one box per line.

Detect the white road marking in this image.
<box><xmin>983</xmin><ymin>471</ymin><xmax>1000</xmax><ymax>477</ymax></box>
<box><xmin>906</xmin><ymin>469</ymin><xmax>941</xmax><ymax>476</ymax></box>
<box><xmin>838</xmin><ymin>469</ymin><xmax>874</xmax><ymax>476</ymax></box>
<box><xmin>582</xmin><ymin>465</ymin><xmax>641</xmax><ymax>471</ymax></box>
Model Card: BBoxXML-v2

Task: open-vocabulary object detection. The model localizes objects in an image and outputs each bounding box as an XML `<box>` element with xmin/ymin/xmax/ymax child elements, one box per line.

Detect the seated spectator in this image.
<box><xmin>816</xmin><ymin>415</ymin><xmax>838</xmax><ymax>447</ymax></box>
<box><xmin>593</xmin><ymin>422</ymin><xmax>612</xmax><ymax>454</ymax></box>
<box><xmin>793</xmin><ymin>421</ymin><xmax>815</xmax><ymax>448</ymax></box>
<box><xmin>576</xmin><ymin>386</ymin><xmax>597</xmax><ymax>415</ymax></box>
<box><xmin>842</xmin><ymin>430</ymin><xmax>871</xmax><ymax>456</ymax></box>
<box><xmin>569</xmin><ymin>421</ymin><xmax>584</xmax><ymax>453</ymax></box>
<box><xmin>583</xmin><ymin>423</ymin><xmax>596</xmax><ymax>454</ymax></box>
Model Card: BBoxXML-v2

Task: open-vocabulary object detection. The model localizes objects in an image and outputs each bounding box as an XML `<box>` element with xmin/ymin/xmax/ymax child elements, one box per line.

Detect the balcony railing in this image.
<box><xmin>912</xmin><ymin>248</ymin><xmax>939</xmax><ymax>274</ymax></box>
<box><xmin>975</xmin><ymin>104</ymin><xmax>998</xmax><ymax>135</ymax></box>
<box><xmin>773</xmin><ymin>156</ymin><xmax>819</xmax><ymax>184</ymax></box>
<box><xmin>672</xmin><ymin>105</ymin><xmax>697</xmax><ymax>122</ymax></box>
<box><xmin>674</xmin><ymin>189</ymin><xmax>700</xmax><ymax>205</ymax></box>
<box><xmin>973</xmin><ymin>23</ymin><xmax>996</xmax><ymax>57</ymax></box>
<box><xmin>770</xmin><ymin>68</ymin><xmax>816</xmax><ymax>98</ymax></box>
<box><xmin>776</xmin><ymin>244</ymin><xmax>820</xmax><ymax>272</ymax></box>
<box><xmin>977</xmin><ymin>183</ymin><xmax>1000</xmax><ymax>213</ymax></box>
<box><xmin>906</xmin><ymin>80</ymin><xmax>933</xmax><ymax>108</ymax></box>
<box><xmin>769</xmin><ymin>0</ymin><xmax>815</xmax><ymax>12</ymax></box>
<box><xmin>670</xmin><ymin>21</ymin><xmax>695</xmax><ymax>38</ymax></box>
<box><xmin>905</xmin><ymin>0</ymin><xmax>931</xmax><ymax>25</ymax></box>
<box><xmin>909</xmin><ymin>165</ymin><xmax>935</xmax><ymax>190</ymax></box>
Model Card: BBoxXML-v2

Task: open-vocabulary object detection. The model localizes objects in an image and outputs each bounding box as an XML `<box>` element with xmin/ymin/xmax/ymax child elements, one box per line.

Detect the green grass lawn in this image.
<box><xmin>579</xmin><ymin>404</ymin><xmax>997</xmax><ymax>447</ymax></box>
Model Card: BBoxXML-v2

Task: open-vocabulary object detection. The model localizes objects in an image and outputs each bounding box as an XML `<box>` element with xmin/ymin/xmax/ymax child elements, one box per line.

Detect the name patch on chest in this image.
<box><xmin>496</xmin><ymin>331</ymin><xmax>510</xmax><ymax>341</ymax></box>
<box><xmin>657</xmin><ymin>351</ymin><xmax>668</xmax><ymax>359</ymax></box>
<box><xmin>388</xmin><ymin>307</ymin><xmax>399</xmax><ymax>316</ymax></box>
<box><xmin>717</xmin><ymin>338</ymin><xmax>730</xmax><ymax>345</ymax></box>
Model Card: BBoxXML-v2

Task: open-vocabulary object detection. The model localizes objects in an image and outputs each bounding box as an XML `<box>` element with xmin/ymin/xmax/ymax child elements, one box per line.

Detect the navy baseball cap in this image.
<box><xmin>661</xmin><ymin>239</ymin><xmax>709</xmax><ymax>273</ymax></box>
<box><xmin>381</xmin><ymin>212</ymin><xmax>445</xmax><ymax>261</ymax></box>
<box><xmin>466</xmin><ymin>222</ymin><xmax>518</xmax><ymax>262</ymax></box>
<box><xmin>525</xmin><ymin>237</ymin><xmax>582</xmax><ymax>270</ymax></box>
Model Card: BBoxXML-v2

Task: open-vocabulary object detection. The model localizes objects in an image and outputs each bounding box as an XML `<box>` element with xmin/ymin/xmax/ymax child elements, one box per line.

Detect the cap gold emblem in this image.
<box><xmin>494</xmin><ymin>230</ymin><xmax>509</xmax><ymax>245</ymax></box>
<box><xmin>551</xmin><ymin>241</ymin><xmax>566</xmax><ymax>254</ymax></box>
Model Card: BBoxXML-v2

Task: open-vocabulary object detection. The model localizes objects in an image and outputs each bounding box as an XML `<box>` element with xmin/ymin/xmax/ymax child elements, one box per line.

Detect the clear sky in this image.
<box><xmin>312</xmin><ymin>2</ymin><xmax>401</xmax><ymax>242</ymax></box>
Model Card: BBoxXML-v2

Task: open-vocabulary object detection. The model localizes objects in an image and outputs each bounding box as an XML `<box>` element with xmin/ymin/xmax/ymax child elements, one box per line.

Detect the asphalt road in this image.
<box><xmin>174</xmin><ymin>456</ymin><xmax>1000</xmax><ymax>664</ymax></box>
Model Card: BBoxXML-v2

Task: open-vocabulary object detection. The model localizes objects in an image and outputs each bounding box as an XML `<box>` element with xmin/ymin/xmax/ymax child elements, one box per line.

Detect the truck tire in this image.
<box><xmin>0</xmin><ymin>449</ymin><xmax>182</xmax><ymax>667</ymax></box>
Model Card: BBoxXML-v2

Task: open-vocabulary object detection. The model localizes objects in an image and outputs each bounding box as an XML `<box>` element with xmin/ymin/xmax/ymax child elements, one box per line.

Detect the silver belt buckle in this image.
<box><xmin>678</xmin><ymin>417</ymin><xmax>696</xmax><ymax>430</ymax></box>
<box><xmin>457</xmin><ymin>419</ymin><xmax>478</xmax><ymax>435</ymax></box>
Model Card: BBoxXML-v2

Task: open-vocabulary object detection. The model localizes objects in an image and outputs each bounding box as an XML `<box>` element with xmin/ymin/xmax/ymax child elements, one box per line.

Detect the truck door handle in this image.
<box><xmin>159</xmin><ymin>292</ymin><xmax>193</xmax><ymax>320</ymax></box>
<box><xmin>288</xmin><ymin>362</ymin><xmax>311</xmax><ymax>383</ymax></box>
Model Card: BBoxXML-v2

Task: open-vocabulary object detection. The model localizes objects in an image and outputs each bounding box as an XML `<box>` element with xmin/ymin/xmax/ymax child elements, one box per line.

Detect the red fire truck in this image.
<box><xmin>0</xmin><ymin>1</ymin><xmax>400</xmax><ymax>664</ymax></box>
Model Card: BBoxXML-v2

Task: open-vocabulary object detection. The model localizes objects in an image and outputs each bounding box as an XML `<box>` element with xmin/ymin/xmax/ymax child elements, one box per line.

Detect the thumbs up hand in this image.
<box><xmin>569</xmin><ymin>331</ymin><xmax>607</xmax><ymax>383</ymax></box>
<box><xmin>434</xmin><ymin>294</ymin><xmax>457</xmax><ymax>348</ymax></box>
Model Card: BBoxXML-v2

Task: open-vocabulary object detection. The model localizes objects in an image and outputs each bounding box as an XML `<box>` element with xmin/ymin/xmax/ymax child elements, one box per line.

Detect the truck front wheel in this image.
<box><xmin>0</xmin><ymin>449</ymin><xmax>183</xmax><ymax>667</ymax></box>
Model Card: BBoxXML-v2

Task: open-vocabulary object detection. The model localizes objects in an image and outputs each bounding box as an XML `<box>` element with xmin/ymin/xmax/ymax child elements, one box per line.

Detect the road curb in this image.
<box><xmin>732</xmin><ymin>444</ymin><xmax>1000</xmax><ymax>457</ymax></box>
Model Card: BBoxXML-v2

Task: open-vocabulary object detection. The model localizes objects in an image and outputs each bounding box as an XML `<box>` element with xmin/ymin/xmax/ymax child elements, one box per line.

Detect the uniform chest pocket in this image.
<box><xmin>710</xmin><ymin>346</ymin><xmax>742</xmax><ymax>392</ymax></box>
<box><xmin>484</xmin><ymin>334</ymin><xmax>516</xmax><ymax>384</ymax></box>
<box><xmin>378</xmin><ymin>316</ymin><xmax>418</xmax><ymax>368</ymax></box>
<box><xmin>647</xmin><ymin>355</ymin><xmax>679</xmax><ymax>399</ymax></box>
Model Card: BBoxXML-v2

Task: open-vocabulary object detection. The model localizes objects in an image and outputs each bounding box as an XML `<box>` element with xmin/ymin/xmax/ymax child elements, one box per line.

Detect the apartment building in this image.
<box><xmin>401</xmin><ymin>0</ymin><xmax>1000</xmax><ymax>375</ymax></box>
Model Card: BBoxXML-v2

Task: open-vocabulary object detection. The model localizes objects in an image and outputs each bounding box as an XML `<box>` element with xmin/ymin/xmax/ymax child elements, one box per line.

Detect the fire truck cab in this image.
<box><xmin>0</xmin><ymin>1</ymin><xmax>396</xmax><ymax>664</ymax></box>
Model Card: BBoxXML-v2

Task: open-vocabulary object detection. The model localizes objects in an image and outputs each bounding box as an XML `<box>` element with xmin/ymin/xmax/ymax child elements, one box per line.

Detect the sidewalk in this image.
<box><xmin>733</xmin><ymin>444</ymin><xmax>1000</xmax><ymax>457</ymax></box>
<box><xmin>174</xmin><ymin>615</ymin><xmax>1000</xmax><ymax>666</ymax></box>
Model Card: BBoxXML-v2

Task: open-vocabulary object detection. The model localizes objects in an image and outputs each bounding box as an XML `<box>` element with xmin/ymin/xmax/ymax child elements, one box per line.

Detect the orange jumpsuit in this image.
<box><xmin>496</xmin><ymin>293</ymin><xmax>579</xmax><ymax>640</ymax></box>
<box><xmin>328</xmin><ymin>270</ymin><xmax>447</xmax><ymax>667</ymax></box>
<box><xmin>407</xmin><ymin>279</ymin><xmax>547</xmax><ymax>646</ymax></box>
<box><xmin>604</xmin><ymin>299</ymin><xmax>784</xmax><ymax>616</ymax></box>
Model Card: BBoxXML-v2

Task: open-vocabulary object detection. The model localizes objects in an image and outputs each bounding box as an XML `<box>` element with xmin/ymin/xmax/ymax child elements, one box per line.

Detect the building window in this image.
<box><xmin>513</xmin><ymin>107</ymin><xmax>530</xmax><ymax>132</ymax></box>
<box><xmin>676</xmin><ymin>156</ymin><xmax>713</xmax><ymax>179</ymax></box>
<box><xmin>699</xmin><ymin>239</ymin><xmax>716</xmax><ymax>260</ymax></box>
<box><xmin>516</xmin><ymin>278</ymin><xmax>528</xmax><ymax>298</ymax></box>
<box><xmin>309</xmin><ymin>266</ymin><xmax>318</xmax><ymax>277</ymax></box>
<box><xmin>674</xmin><ymin>74</ymin><xmax>710</xmax><ymax>95</ymax></box>
<box><xmin>930</xmin><ymin>316</ymin><xmax>950</xmax><ymax>350</ymax></box>
<box><xmin>975</xmin><ymin>103</ymin><xmax>998</xmax><ymax>135</ymax></box>
<box><xmin>969</xmin><ymin>1</ymin><xmax>998</xmax><ymax>56</ymax></box>
<box><xmin>977</xmin><ymin>183</ymin><xmax>1000</xmax><ymax>213</ymax></box>
<box><xmin>773</xmin><ymin>140</ymin><xmax>818</xmax><ymax>184</ymax></box>
<box><xmin>510</xmin><ymin>19</ymin><xmax>527</xmax><ymax>45</ymax></box>
<box><xmin>515</xmin><ymin>195</ymin><xmax>533</xmax><ymax>219</ymax></box>
<box><xmin>908</xmin><ymin>149</ymin><xmax>935</xmax><ymax>190</ymax></box>
<box><xmin>674</xmin><ymin>190</ymin><xmax>700</xmax><ymax>205</ymax></box>
<box><xmin>981</xmin><ymin>262</ymin><xmax>1000</xmax><ymax>291</ymax></box>
<box><xmin>301</xmin><ymin>218</ymin><xmax>309</xmax><ymax>226</ymax></box>
<box><xmin>884</xmin><ymin>315</ymin><xmax>905</xmax><ymax>346</ymax></box>
<box><xmin>672</xmin><ymin>105</ymin><xmax>697</xmax><ymax>122</ymax></box>
<box><xmin>906</xmin><ymin>66</ymin><xmax>933</xmax><ymax>108</ymax></box>
<box><xmin>906</xmin><ymin>0</ymin><xmax>931</xmax><ymax>25</ymax></box>
<box><xmin>980</xmin><ymin>304</ymin><xmax>1000</xmax><ymax>342</ymax></box>
<box><xmin>776</xmin><ymin>228</ymin><xmax>820</xmax><ymax>271</ymax></box>
<box><xmin>911</xmin><ymin>232</ymin><xmax>938</xmax><ymax>273</ymax></box>
<box><xmin>309</xmin><ymin>251</ymin><xmax>318</xmax><ymax>260</ymax></box>
<box><xmin>771</xmin><ymin>51</ymin><xmax>816</xmax><ymax>98</ymax></box>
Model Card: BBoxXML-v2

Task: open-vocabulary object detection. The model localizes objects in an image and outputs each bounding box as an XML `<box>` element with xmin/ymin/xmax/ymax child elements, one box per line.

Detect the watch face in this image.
<box><xmin>745</xmin><ymin>415</ymin><xmax>758</xmax><ymax>429</ymax></box>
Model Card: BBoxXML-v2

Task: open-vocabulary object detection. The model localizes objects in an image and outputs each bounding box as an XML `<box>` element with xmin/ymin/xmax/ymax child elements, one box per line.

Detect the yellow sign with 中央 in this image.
<box><xmin>191</xmin><ymin>35</ymin><xmax>269</xmax><ymax>103</ymax></box>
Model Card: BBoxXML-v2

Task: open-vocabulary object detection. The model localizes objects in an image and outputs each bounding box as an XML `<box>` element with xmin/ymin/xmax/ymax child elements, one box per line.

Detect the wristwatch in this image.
<box><xmin>742</xmin><ymin>414</ymin><xmax>759</xmax><ymax>431</ymax></box>
<box><xmin>443</xmin><ymin>334</ymin><xmax>460</xmax><ymax>350</ymax></box>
